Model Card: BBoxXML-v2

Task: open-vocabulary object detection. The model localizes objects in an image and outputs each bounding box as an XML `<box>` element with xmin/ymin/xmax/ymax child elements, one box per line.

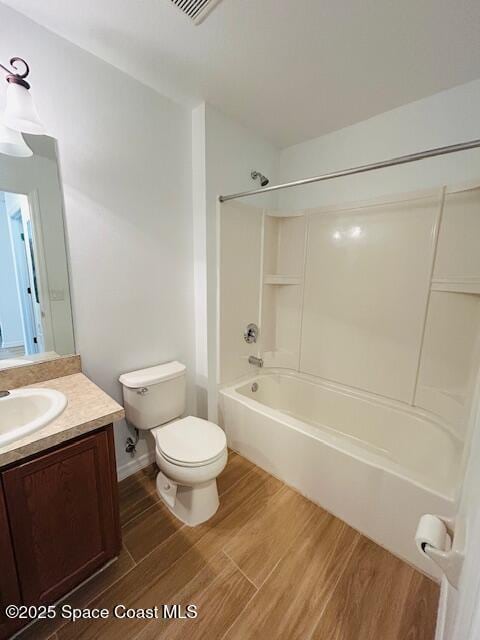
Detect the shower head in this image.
<box><xmin>251</xmin><ymin>170</ymin><xmax>269</xmax><ymax>187</ymax></box>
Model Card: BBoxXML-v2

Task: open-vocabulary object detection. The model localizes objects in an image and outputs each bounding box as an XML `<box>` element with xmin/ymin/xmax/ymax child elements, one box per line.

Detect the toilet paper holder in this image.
<box><xmin>416</xmin><ymin>514</ymin><xmax>465</xmax><ymax>588</ymax></box>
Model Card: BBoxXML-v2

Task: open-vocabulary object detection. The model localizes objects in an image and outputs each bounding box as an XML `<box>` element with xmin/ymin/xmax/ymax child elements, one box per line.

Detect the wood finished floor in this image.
<box><xmin>16</xmin><ymin>451</ymin><xmax>439</xmax><ymax>640</ymax></box>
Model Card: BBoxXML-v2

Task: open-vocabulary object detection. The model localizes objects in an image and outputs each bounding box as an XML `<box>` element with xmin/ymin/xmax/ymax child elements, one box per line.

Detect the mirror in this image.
<box><xmin>0</xmin><ymin>135</ymin><xmax>75</xmax><ymax>369</ymax></box>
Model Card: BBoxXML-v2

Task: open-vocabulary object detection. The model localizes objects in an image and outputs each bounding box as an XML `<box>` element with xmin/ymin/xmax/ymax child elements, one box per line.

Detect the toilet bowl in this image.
<box><xmin>119</xmin><ymin>361</ymin><xmax>228</xmax><ymax>526</ymax></box>
<box><xmin>153</xmin><ymin>416</ymin><xmax>227</xmax><ymax>526</ymax></box>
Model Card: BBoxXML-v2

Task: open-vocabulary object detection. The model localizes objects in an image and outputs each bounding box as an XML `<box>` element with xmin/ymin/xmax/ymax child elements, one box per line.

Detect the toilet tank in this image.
<box><xmin>119</xmin><ymin>361</ymin><xmax>186</xmax><ymax>430</ymax></box>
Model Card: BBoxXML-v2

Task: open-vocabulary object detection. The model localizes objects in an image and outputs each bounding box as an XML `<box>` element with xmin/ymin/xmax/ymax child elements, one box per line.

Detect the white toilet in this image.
<box><xmin>119</xmin><ymin>361</ymin><xmax>227</xmax><ymax>526</ymax></box>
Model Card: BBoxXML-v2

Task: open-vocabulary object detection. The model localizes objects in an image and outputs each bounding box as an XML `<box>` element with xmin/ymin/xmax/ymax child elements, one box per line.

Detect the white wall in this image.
<box><xmin>192</xmin><ymin>103</ymin><xmax>279</xmax><ymax>421</ymax></box>
<box><xmin>218</xmin><ymin>200</ymin><xmax>263</xmax><ymax>383</ymax></box>
<box><xmin>0</xmin><ymin>5</ymin><xmax>195</xmax><ymax>475</ymax></box>
<box><xmin>279</xmin><ymin>79</ymin><xmax>480</xmax><ymax>210</ymax></box>
<box><xmin>192</xmin><ymin>105</ymin><xmax>209</xmax><ymax>420</ymax></box>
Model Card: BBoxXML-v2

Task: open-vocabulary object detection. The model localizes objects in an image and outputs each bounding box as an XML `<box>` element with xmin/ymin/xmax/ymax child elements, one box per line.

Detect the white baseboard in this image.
<box><xmin>116</xmin><ymin>449</ymin><xmax>156</xmax><ymax>482</ymax></box>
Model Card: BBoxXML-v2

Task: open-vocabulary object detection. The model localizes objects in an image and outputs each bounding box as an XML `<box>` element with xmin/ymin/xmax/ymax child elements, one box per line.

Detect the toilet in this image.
<box><xmin>119</xmin><ymin>361</ymin><xmax>227</xmax><ymax>526</ymax></box>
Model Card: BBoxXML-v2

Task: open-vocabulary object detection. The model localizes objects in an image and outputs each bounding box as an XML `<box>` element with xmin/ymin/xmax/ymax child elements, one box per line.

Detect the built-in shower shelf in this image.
<box><xmin>264</xmin><ymin>275</ymin><xmax>302</xmax><ymax>285</ymax></box>
<box><xmin>431</xmin><ymin>278</ymin><xmax>480</xmax><ymax>295</ymax></box>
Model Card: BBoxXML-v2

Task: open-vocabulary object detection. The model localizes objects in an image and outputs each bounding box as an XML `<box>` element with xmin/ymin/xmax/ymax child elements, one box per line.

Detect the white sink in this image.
<box><xmin>0</xmin><ymin>388</ymin><xmax>67</xmax><ymax>447</ymax></box>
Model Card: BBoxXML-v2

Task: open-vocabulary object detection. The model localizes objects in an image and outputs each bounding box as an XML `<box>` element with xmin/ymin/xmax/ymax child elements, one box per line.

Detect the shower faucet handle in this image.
<box><xmin>244</xmin><ymin>323</ymin><xmax>259</xmax><ymax>344</ymax></box>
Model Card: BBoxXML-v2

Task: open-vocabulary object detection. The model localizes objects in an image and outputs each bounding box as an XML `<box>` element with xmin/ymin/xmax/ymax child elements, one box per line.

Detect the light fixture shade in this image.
<box><xmin>3</xmin><ymin>82</ymin><xmax>46</xmax><ymax>135</ymax></box>
<box><xmin>0</xmin><ymin>121</ymin><xmax>33</xmax><ymax>157</ymax></box>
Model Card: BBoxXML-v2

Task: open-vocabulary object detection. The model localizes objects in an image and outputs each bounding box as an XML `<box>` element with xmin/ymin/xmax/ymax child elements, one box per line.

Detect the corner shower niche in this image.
<box><xmin>260</xmin><ymin>212</ymin><xmax>306</xmax><ymax>369</ymax></box>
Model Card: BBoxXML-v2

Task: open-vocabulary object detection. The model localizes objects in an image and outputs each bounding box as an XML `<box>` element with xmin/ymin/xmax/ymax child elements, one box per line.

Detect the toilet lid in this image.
<box><xmin>154</xmin><ymin>416</ymin><xmax>227</xmax><ymax>466</ymax></box>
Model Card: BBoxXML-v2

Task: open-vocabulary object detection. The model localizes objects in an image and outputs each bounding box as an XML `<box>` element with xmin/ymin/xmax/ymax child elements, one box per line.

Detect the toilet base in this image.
<box><xmin>156</xmin><ymin>472</ymin><xmax>220</xmax><ymax>527</ymax></box>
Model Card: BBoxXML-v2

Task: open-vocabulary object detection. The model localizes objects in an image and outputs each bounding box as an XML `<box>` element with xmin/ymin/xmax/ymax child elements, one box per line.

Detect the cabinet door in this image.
<box><xmin>2</xmin><ymin>428</ymin><xmax>120</xmax><ymax>605</ymax></box>
<box><xmin>0</xmin><ymin>480</ymin><xmax>23</xmax><ymax>640</ymax></box>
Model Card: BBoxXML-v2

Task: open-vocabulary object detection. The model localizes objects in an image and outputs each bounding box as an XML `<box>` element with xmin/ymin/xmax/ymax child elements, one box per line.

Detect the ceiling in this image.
<box><xmin>3</xmin><ymin>0</ymin><xmax>480</xmax><ymax>147</ymax></box>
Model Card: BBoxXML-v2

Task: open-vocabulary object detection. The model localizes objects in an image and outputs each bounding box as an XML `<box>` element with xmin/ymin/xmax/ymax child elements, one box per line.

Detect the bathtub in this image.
<box><xmin>219</xmin><ymin>371</ymin><xmax>462</xmax><ymax>579</ymax></box>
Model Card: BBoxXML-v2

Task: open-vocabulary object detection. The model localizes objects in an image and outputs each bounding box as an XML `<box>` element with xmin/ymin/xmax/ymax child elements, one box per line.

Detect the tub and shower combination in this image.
<box><xmin>218</xmin><ymin>173</ymin><xmax>480</xmax><ymax>581</ymax></box>
<box><xmin>220</xmin><ymin>371</ymin><xmax>461</xmax><ymax>578</ymax></box>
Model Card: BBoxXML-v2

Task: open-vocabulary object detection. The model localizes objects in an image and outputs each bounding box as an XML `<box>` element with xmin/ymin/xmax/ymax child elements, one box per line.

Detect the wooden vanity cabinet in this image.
<box><xmin>0</xmin><ymin>425</ymin><xmax>120</xmax><ymax>637</ymax></box>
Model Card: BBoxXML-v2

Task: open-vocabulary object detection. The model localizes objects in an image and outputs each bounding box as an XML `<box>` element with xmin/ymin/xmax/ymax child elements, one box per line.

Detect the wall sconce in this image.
<box><xmin>0</xmin><ymin>57</ymin><xmax>46</xmax><ymax>157</ymax></box>
<box><xmin>0</xmin><ymin>121</ymin><xmax>32</xmax><ymax>157</ymax></box>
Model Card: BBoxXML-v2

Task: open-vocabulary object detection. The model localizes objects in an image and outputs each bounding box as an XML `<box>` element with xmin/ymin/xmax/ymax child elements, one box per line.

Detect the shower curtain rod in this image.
<box><xmin>218</xmin><ymin>138</ymin><xmax>480</xmax><ymax>202</ymax></box>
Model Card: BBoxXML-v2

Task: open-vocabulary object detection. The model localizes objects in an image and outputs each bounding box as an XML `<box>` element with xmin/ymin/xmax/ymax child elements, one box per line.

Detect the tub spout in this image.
<box><xmin>248</xmin><ymin>355</ymin><xmax>264</xmax><ymax>368</ymax></box>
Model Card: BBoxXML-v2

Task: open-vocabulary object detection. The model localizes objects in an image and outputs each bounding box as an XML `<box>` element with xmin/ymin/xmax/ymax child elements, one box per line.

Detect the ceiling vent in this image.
<box><xmin>170</xmin><ymin>0</ymin><xmax>224</xmax><ymax>25</ymax></box>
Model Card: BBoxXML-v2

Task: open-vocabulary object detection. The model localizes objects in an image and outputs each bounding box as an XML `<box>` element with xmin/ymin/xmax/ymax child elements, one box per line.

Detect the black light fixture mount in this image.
<box><xmin>0</xmin><ymin>57</ymin><xmax>30</xmax><ymax>89</ymax></box>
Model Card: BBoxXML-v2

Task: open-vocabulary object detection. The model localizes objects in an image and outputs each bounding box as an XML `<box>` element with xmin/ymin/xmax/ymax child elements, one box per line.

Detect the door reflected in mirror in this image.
<box><xmin>0</xmin><ymin>136</ymin><xmax>75</xmax><ymax>369</ymax></box>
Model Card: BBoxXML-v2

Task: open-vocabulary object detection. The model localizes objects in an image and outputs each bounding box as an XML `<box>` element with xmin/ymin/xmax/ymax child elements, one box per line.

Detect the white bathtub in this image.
<box><xmin>220</xmin><ymin>371</ymin><xmax>462</xmax><ymax>578</ymax></box>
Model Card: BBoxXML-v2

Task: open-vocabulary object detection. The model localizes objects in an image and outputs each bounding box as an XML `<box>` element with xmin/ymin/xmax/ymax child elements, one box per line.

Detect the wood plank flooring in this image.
<box><xmin>15</xmin><ymin>450</ymin><xmax>439</xmax><ymax>640</ymax></box>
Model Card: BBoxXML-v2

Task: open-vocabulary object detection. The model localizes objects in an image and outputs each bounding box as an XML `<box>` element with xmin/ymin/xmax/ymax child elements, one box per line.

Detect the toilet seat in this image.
<box><xmin>158</xmin><ymin>448</ymin><xmax>226</xmax><ymax>468</ymax></box>
<box><xmin>153</xmin><ymin>416</ymin><xmax>227</xmax><ymax>468</ymax></box>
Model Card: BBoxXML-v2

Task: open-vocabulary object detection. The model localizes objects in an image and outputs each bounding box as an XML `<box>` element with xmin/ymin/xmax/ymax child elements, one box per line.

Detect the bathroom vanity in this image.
<box><xmin>0</xmin><ymin>358</ymin><xmax>124</xmax><ymax>640</ymax></box>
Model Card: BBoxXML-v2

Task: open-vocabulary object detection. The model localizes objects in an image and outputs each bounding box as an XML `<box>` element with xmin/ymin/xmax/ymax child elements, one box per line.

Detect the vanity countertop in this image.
<box><xmin>0</xmin><ymin>373</ymin><xmax>125</xmax><ymax>468</ymax></box>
